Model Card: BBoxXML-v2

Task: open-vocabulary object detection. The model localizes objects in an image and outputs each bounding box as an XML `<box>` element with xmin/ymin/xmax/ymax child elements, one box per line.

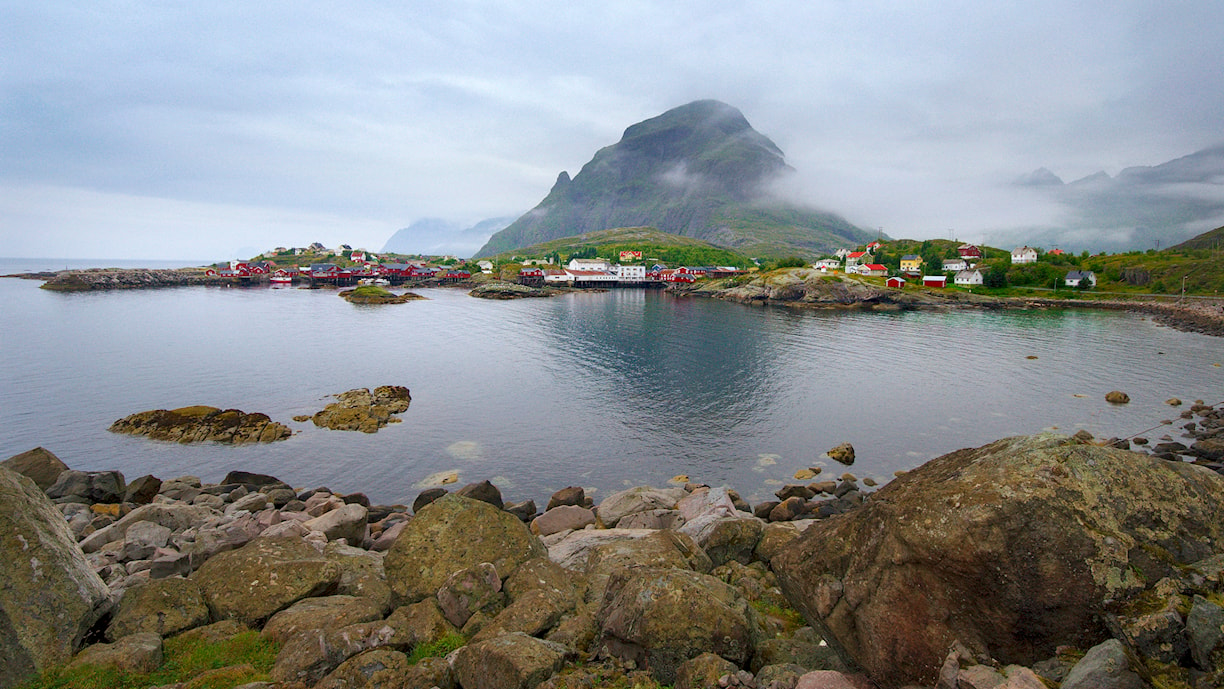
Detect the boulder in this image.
<box><xmin>46</xmin><ymin>469</ymin><xmax>126</xmax><ymax>504</ymax></box>
<box><xmin>436</xmin><ymin>563</ymin><xmax>504</xmax><ymax>628</ymax></box>
<box><xmin>413</xmin><ymin>487</ymin><xmax>448</xmax><ymax>513</ymax></box>
<box><xmin>455</xmin><ymin>479</ymin><xmax>504</xmax><ymax>509</ymax></box>
<box><xmin>596</xmin><ymin>567</ymin><xmax>756</xmax><ymax>684</ymax></box>
<box><xmin>532</xmin><ymin>505</ymin><xmax>596</xmax><ymax>536</ymax></box>
<box><xmin>270</xmin><ymin>619</ymin><xmax>395</xmax><ymax>684</ymax></box>
<box><xmin>261</xmin><ymin>595</ymin><xmax>385</xmax><ymax>643</ymax></box>
<box><xmin>545</xmin><ymin>528</ymin><xmax>655</xmax><ymax>570</ymax></box>
<box><xmin>1105</xmin><ymin>390</ymin><xmax>1131</xmax><ymax>404</ymax></box>
<box><xmin>105</xmin><ymin>576</ymin><xmax>210</xmax><ymax>641</ymax></box>
<box><xmin>68</xmin><ymin>632</ymin><xmax>163</xmax><ymax>674</ymax></box>
<box><xmin>675</xmin><ymin>652</ymin><xmax>740</xmax><ymax>689</ymax></box>
<box><xmin>192</xmin><ymin>536</ymin><xmax>342</xmax><ymax>626</ymax></box>
<box><xmin>678</xmin><ymin>488</ymin><xmax>764</xmax><ymax>567</ymax></box>
<box><xmin>452</xmin><ymin>632</ymin><xmax>569</xmax><ymax>689</ymax></box>
<box><xmin>585</xmin><ymin>529</ymin><xmax>712</xmax><ymax>604</ymax></box>
<box><xmin>1186</xmin><ymin>594</ymin><xmax>1224</xmax><ymax>671</ymax></box>
<box><xmin>772</xmin><ymin>434</ymin><xmax>1224</xmax><ymax>688</ymax></box>
<box><xmin>222</xmin><ymin>470</ymin><xmax>284</xmax><ymax>487</ymax></box>
<box><xmin>595</xmin><ymin>486</ymin><xmax>687</xmax><ymax>527</ymax></box>
<box><xmin>617</xmin><ymin>509</ymin><xmax>686</xmax><ymax>530</ymax></box>
<box><xmin>324</xmin><ymin>542</ymin><xmax>393</xmax><ymax>613</ymax></box>
<box><xmin>383</xmin><ymin>599</ymin><xmax>458</xmax><ymax>649</ymax></box>
<box><xmin>303</xmin><ymin>503</ymin><xmax>369</xmax><ymax>543</ymax></box>
<box><xmin>794</xmin><ymin>671</ymin><xmax>859</xmax><ymax>689</ymax></box>
<box><xmin>1</xmin><ymin>447</ymin><xmax>69</xmax><ymax>490</ymax></box>
<box><xmin>503</xmin><ymin>556</ymin><xmax>586</xmax><ymax>604</ymax></box>
<box><xmin>0</xmin><ymin>467</ymin><xmax>112</xmax><ymax>688</ymax></box>
<box><xmin>122</xmin><ymin>520</ymin><xmax>172</xmax><ymax>561</ymax></box>
<box><xmin>825</xmin><ymin>443</ymin><xmax>855</xmax><ymax>466</ymax></box>
<box><xmin>315</xmin><ymin>648</ymin><xmax>413</xmax><ymax>689</ymax></box>
<box><xmin>547</xmin><ymin>486</ymin><xmax>586</xmax><ymax>511</ymax></box>
<box><xmin>384</xmin><ymin>494</ymin><xmax>545</xmax><ymax>604</ymax></box>
<box><xmin>123</xmin><ymin>474</ymin><xmax>162</xmax><ymax>505</ymax></box>
<box><xmin>1060</xmin><ymin>639</ymin><xmax>1143</xmax><ymax>689</ymax></box>
<box><xmin>470</xmin><ymin>588</ymin><xmax>573</xmax><ymax>644</ymax></box>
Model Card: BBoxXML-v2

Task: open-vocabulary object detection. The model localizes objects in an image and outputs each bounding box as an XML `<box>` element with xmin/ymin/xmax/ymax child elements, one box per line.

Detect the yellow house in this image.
<box><xmin>900</xmin><ymin>254</ymin><xmax>924</xmax><ymax>273</ymax></box>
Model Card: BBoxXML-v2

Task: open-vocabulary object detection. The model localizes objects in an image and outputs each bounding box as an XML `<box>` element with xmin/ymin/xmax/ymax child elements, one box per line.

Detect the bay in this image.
<box><xmin>2</xmin><ymin>264</ymin><xmax>1221</xmax><ymax>506</ymax></box>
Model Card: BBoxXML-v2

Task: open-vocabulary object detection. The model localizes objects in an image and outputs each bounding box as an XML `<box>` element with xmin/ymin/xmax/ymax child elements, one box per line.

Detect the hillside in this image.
<box><xmin>475</xmin><ymin>100</ymin><xmax>876</xmax><ymax>259</ymax></box>
<box><xmin>493</xmin><ymin>226</ymin><xmax>753</xmax><ymax>268</ymax></box>
<box><xmin>1170</xmin><ymin>224</ymin><xmax>1224</xmax><ymax>251</ymax></box>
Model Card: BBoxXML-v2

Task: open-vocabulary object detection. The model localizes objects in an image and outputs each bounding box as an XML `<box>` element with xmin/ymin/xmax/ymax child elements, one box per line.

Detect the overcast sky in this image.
<box><xmin>2</xmin><ymin>1</ymin><xmax>1222</xmax><ymax>260</ymax></box>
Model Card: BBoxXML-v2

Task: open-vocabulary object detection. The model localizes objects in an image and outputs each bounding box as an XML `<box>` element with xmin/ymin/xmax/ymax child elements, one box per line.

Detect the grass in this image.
<box><xmin>405</xmin><ymin>632</ymin><xmax>466</xmax><ymax>665</ymax></box>
<box><xmin>749</xmin><ymin>599</ymin><xmax>806</xmax><ymax>636</ymax></box>
<box><xmin>17</xmin><ymin>631</ymin><xmax>279</xmax><ymax>689</ymax></box>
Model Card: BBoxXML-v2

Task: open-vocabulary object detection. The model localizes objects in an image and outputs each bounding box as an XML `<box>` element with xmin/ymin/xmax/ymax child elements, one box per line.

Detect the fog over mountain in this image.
<box><xmin>382</xmin><ymin>216</ymin><xmax>518</xmax><ymax>256</ymax></box>
<box><xmin>984</xmin><ymin>145</ymin><xmax>1224</xmax><ymax>252</ymax></box>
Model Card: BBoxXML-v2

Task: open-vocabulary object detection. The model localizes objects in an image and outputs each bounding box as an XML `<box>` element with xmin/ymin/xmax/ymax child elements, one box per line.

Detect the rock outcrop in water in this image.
<box><xmin>303</xmin><ymin>386</ymin><xmax>412</xmax><ymax>433</ymax></box>
<box><xmin>108</xmin><ymin>406</ymin><xmax>292</xmax><ymax>444</ymax></box>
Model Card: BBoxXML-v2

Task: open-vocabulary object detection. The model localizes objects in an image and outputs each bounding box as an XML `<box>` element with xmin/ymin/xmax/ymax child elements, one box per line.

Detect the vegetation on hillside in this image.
<box><xmin>492</xmin><ymin>226</ymin><xmax>755</xmax><ymax>268</ymax></box>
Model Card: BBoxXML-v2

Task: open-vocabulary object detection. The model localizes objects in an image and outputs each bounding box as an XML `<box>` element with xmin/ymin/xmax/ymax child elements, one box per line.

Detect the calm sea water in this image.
<box><xmin>2</xmin><ymin>259</ymin><xmax>1221</xmax><ymax>506</ymax></box>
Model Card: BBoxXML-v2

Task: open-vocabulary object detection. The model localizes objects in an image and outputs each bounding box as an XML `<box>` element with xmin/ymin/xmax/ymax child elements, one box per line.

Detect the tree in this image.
<box><xmin>983</xmin><ymin>266</ymin><xmax>1008</xmax><ymax>288</ymax></box>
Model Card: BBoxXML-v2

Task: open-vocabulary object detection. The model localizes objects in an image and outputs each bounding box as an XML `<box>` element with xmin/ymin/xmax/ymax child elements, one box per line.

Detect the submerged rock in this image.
<box><xmin>309</xmin><ymin>386</ymin><xmax>412</xmax><ymax>433</ymax></box>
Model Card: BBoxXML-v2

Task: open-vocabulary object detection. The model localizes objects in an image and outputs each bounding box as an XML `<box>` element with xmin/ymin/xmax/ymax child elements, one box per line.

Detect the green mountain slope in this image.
<box><xmin>492</xmin><ymin>226</ymin><xmax>753</xmax><ymax>267</ymax></box>
<box><xmin>475</xmin><ymin>100</ymin><xmax>876</xmax><ymax>258</ymax></box>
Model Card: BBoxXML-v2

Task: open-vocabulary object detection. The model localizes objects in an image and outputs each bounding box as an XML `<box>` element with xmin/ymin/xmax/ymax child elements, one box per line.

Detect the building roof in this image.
<box><xmin>862</xmin><ymin>264</ymin><xmax>887</xmax><ymax>271</ymax></box>
<box><xmin>901</xmin><ymin>254</ymin><xmax>921</xmax><ymax>261</ymax></box>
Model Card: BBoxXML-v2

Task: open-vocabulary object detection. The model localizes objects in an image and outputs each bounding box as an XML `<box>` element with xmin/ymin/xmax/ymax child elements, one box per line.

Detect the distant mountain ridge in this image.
<box><xmin>382</xmin><ymin>216</ymin><xmax>517</xmax><ymax>256</ymax></box>
<box><xmin>476</xmin><ymin>100</ymin><xmax>876</xmax><ymax>258</ymax></box>
<box><xmin>1003</xmin><ymin>144</ymin><xmax>1224</xmax><ymax>252</ymax></box>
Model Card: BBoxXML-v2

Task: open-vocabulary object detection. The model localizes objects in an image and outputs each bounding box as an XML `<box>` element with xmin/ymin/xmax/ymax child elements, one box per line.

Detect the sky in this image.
<box><xmin>2</xmin><ymin>1</ymin><xmax>1223</xmax><ymax>260</ymax></box>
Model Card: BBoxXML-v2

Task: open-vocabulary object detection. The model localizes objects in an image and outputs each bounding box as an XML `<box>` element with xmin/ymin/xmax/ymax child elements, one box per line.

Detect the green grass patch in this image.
<box><xmin>17</xmin><ymin>631</ymin><xmax>279</xmax><ymax>689</ymax></box>
<box><xmin>406</xmin><ymin>632</ymin><xmax>466</xmax><ymax>665</ymax></box>
<box><xmin>750</xmin><ymin>599</ymin><xmax>806</xmax><ymax>635</ymax></box>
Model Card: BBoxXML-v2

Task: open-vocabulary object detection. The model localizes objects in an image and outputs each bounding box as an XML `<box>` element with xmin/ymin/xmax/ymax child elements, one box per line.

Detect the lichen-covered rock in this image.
<box><xmin>192</xmin><ymin>536</ymin><xmax>342</xmax><ymax>626</ymax></box>
<box><xmin>585</xmin><ymin>529</ymin><xmax>712</xmax><ymax>604</ymax></box>
<box><xmin>596</xmin><ymin>567</ymin><xmax>756</xmax><ymax>684</ymax></box>
<box><xmin>470</xmin><ymin>588</ymin><xmax>573</xmax><ymax>644</ymax></box>
<box><xmin>383</xmin><ymin>598</ymin><xmax>458</xmax><ymax>649</ymax></box>
<box><xmin>675</xmin><ymin>652</ymin><xmax>740</xmax><ymax>689</ymax></box>
<box><xmin>1060</xmin><ymin>639</ymin><xmax>1143</xmax><ymax>689</ymax></box>
<box><xmin>595</xmin><ymin>486</ymin><xmax>687</xmax><ymax>527</ymax></box>
<box><xmin>324</xmin><ymin>542</ymin><xmax>392</xmax><ymax>614</ymax></box>
<box><xmin>309</xmin><ymin>387</ymin><xmax>411</xmax><ymax>433</ymax></box>
<box><xmin>503</xmin><ymin>556</ymin><xmax>586</xmax><ymax>604</ymax></box>
<box><xmin>315</xmin><ymin>648</ymin><xmax>413</xmax><ymax>689</ymax></box>
<box><xmin>46</xmin><ymin>469</ymin><xmax>126</xmax><ymax>504</ymax></box>
<box><xmin>384</xmin><ymin>494</ymin><xmax>545</xmax><ymax>604</ymax></box>
<box><xmin>261</xmin><ymin>595</ymin><xmax>385</xmax><ymax>643</ymax></box>
<box><xmin>270</xmin><ymin>620</ymin><xmax>395</xmax><ymax>685</ymax></box>
<box><xmin>772</xmin><ymin>433</ymin><xmax>1224</xmax><ymax>688</ymax></box>
<box><xmin>68</xmin><ymin>632</ymin><xmax>163</xmax><ymax>674</ymax></box>
<box><xmin>0</xmin><ymin>467</ymin><xmax>112</xmax><ymax>688</ymax></box>
<box><xmin>105</xmin><ymin>577</ymin><xmax>210</xmax><ymax>641</ymax></box>
<box><xmin>453</xmin><ymin>632</ymin><xmax>569</xmax><ymax>689</ymax></box>
<box><xmin>108</xmin><ymin>406</ymin><xmax>291</xmax><ymax>444</ymax></box>
<box><xmin>436</xmin><ymin>562</ymin><xmax>504</xmax><ymax>628</ymax></box>
<box><xmin>303</xmin><ymin>503</ymin><xmax>368</xmax><ymax>543</ymax></box>
<box><xmin>1</xmin><ymin>447</ymin><xmax>69</xmax><ymax>490</ymax></box>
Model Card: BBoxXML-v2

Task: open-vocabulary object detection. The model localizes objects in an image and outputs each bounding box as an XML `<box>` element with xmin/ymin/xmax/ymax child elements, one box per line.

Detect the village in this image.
<box><xmin>203</xmin><ymin>239</ymin><xmax>1099</xmax><ymax>292</ymax></box>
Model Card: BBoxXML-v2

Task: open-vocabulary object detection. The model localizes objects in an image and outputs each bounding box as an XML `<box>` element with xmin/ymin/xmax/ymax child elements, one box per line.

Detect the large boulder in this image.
<box><xmin>46</xmin><ymin>469</ymin><xmax>125</xmax><ymax>504</ymax></box>
<box><xmin>0</xmin><ymin>467</ymin><xmax>112</xmax><ymax>688</ymax></box>
<box><xmin>192</xmin><ymin>536</ymin><xmax>342</xmax><ymax>626</ymax></box>
<box><xmin>452</xmin><ymin>632</ymin><xmax>569</xmax><ymax>689</ymax></box>
<box><xmin>772</xmin><ymin>434</ymin><xmax>1224</xmax><ymax>688</ymax></box>
<box><xmin>595</xmin><ymin>486</ymin><xmax>687</xmax><ymax>527</ymax></box>
<box><xmin>596</xmin><ymin>566</ymin><xmax>756</xmax><ymax>684</ymax></box>
<box><xmin>108</xmin><ymin>406</ymin><xmax>291</xmax><ymax>444</ymax></box>
<box><xmin>384</xmin><ymin>494</ymin><xmax>545</xmax><ymax>604</ymax></box>
<box><xmin>105</xmin><ymin>577</ymin><xmax>210</xmax><ymax>641</ymax></box>
<box><xmin>1</xmin><ymin>447</ymin><xmax>69</xmax><ymax>490</ymax></box>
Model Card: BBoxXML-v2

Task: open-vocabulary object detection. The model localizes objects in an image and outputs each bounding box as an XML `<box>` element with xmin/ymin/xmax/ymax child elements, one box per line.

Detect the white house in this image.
<box><xmin>476</xmin><ymin>260</ymin><xmax>494</xmax><ymax>274</ymax></box>
<box><xmin>567</xmin><ymin>257</ymin><xmax>613</xmax><ymax>271</ymax></box>
<box><xmin>812</xmin><ymin>259</ymin><xmax>841</xmax><ymax>271</ymax></box>
<box><xmin>955</xmin><ymin>269</ymin><xmax>984</xmax><ymax>286</ymax></box>
<box><xmin>1011</xmin><ymin>246</ymin><xmax>1038</xmax><ymax>264</ymax></box>
<box><xmin>616</xmin><ymin>265</ymin><xmax>646</xmax><ymax>282</ymax></box>
<box><xmin>942</xmin><ymin>258</ymin><xmax>969</xmax><ymax>272</ymax></box>
<box><xmin>1064</xmin><ymin>270</ymin><xmax>1097</xmax><ymax>288</ymax></box>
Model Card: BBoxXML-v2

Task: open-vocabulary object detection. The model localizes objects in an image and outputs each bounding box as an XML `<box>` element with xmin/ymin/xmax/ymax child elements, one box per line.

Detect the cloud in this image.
<box><xmin>2</xmin><ymin>1</ymin><xmax>1224</xmax><ymax>258</ymax></box>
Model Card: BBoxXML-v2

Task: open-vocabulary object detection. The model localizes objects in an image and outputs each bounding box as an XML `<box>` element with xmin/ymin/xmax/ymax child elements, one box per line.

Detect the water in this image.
<box><xmin>2</xmin><ymin>262</ymin><xmax>1221</xmax><ymax>506</ymax></box>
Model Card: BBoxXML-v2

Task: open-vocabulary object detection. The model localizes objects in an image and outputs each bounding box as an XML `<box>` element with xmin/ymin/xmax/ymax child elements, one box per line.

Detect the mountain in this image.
<box><xmin>1000</xmin><ymin>144</ymin><xmax>1224</xmax><ymax>252</ymax></box>
<box><xmin>382</xmin><ymin>216</ymin><xmax>517</xmax><ymax>256</ymax></box>
<box><xmin>475</xmin><ymin>100</ymin><xmax>875</xmax><ymax>258</ymax></box>
<box><xmin>1170</xmin><ymin>224</ymin><xmax>1224</xmax><ymax>251</ymax></box>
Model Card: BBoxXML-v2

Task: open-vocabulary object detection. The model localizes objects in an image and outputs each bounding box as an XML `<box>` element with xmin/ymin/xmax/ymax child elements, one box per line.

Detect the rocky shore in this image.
<box><xmin>3</xmin><ymin>402</ymin><xmax>1224</xmax><ymax>689</ymax></box>
<box><xmin>677</xmin><ymin>269</ymin><xmax>1224</xmax><ymax>337</ymax></box>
